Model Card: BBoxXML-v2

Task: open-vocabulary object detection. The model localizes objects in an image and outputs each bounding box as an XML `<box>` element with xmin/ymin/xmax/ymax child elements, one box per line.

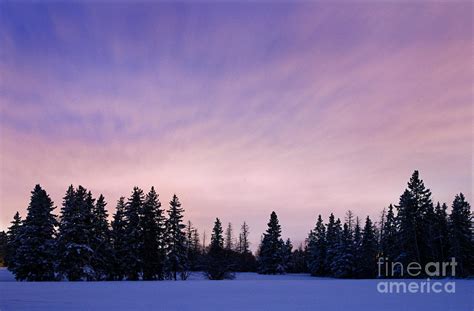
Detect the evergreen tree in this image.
<box><xmin>84</xmin><ymin>191</ymin><xmax>97</xmax><ymax>246</ymax></box>
<box><xmin>406</xmin><ymin>171</ymin><xmax>434</xmax><ymax>265</ymax></box>
<box><xmin>5</xmin><ymin>212</ymin><xmax>22</xmax><ymax>269</ymax></box>
<box><xmin>352</xmin><ymin>217</ymin><xmax>363</xmax><ymax>278</ymax></box>
<box><xmin>378</xmin><ymin>208</ymin><xmax>386</xmax><ymax>252</ymax></box>
<box><xmin>395</xmin><ymin>189</ymin><xmax>419</xmax><ymax>270</ymax></box>
<box><xmin>423</xmin><ymin>201</ymin><xmax>437</xmax><ymax>262</ymax></box>
<box><xmin>165</xmin><ymin>194</ymin><xmax>188</xmax><ymax>280</ymax></box>
<box><xmin>123</xmin><ymin>187</ymin><xmax>144</xmax><ymax>280</ymax></box>
<box><xmin>141</xmin><ymin>187</ymin><xmax>165</xmax><ymax>280</ymax></box>
<box><xmin>237</xmin><ymin>221</ymin><xmax>256</xmax><ymax>272</ymax></box>
<box><xmin>326</xmin><ymin>215</ymin><xmax>342</xmax><ymax>275</ymax></box>
<box><xmin>192</xmin><ymin>226</ymin><xmax>201</xmax><ymax>254</ymax></box>
<box><xmin>238</xmin><ymin>222</ymin><xmax>251</xmax><ymax>254</ymax></box>
<box><xmin>211</xmin><ymin>218</ymin><xmax>224</xmax><ymax>248</ymax></box>
<box><xmin>282</xmin><ymin>238</ymin><xmax>293</xmax><ymax>272</ymax></box>
<box><xmin>433</xmin><ymin>202</ymin><xmax>449</xmax><ymax>262</ymax></box>
<box><xmin>12</xmin><ymin>185</ymin><xmax>57</xmax><ymax>281</ymax></box>
<box><xmin>331</xmin><ymin>222</ymin><xmax>354</xmax><ymax>278</ymax></box>
<box><xmin>448</xmin><ymin>193</ymin><xmax>473</xmax><ymax>277</ymax></box>
<box><xmin>225</xmin><ymin>222</ymin><xmax>234</xmax><ymax>251</ymax></box>
<box><xmin>111</xmin><ymin>197</ymin><xmax>127</xmax><ymax>280</ymax></box>
<box><xmin>206</xmin><ymin>218</ymin><xmax>234</xmax><ymax>279</ymax></box>
<box><xmin>186</xmin><ymin>221</ymin><xmax>202</xmax><ymax>271</ymax></box>
<box><xmin>380</xmin><ymin>204</ymin><xmax>397</xmax><ymax>263</ymax></box>
<box><xmin>289</xmin><ymin>243</ymin><xmax>308</xmax><ymax>273</ymax></box>
<box><xmin>345</xmin><ymin>210</ymin><xmax>355</xmax><ymax>234</ymax></box>
<box><xmin>258</xmin><ymin>211</ymin><xmax>285</xmax><ymax>274</ymax></box>
<box><xmin>306</xmin><ymin>215</ymin><xmax>327</xmax><ymax>276</ymax></box>
<box><xmin>360</xmin><ymin>216</ymin><xmax>378</xmax><ymax>278</ymax></box>
<box><xmin>325</xmin><ymin>214</ymin><xmax>337</xmax><ymax>268</ymax></box>
<box><xmin>90</xmin><ymin>194</ymin><xmax>112</xmax><ymax>280</ymax></box>
<box><xmin>56</xmin><ymin>186</ymin><xmax>95</xmax><ymax>281</ymax></box>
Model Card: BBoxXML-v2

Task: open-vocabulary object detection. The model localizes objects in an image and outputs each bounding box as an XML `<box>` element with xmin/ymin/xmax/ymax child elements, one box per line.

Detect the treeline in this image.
<box><xmin>3</xmin><ymin>185</ymin><xmax>256</xmax><ymax>281</ymax></box>
<box><xmin>256</xmin><ymin>171</ymin><xmax>473</xmax><ymax>278</ymax></box>
<box><xmin>1</xmin><ymin>171</ymin><xmax>473</xmax><ymax>281</ymax></box>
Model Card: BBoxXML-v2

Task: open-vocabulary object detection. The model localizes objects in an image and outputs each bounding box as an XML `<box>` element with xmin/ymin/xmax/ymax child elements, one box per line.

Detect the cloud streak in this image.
<box><xmin>0</xmin><ymin>2</ymin><xmax>472</xmax><ymax>246</ymax></box>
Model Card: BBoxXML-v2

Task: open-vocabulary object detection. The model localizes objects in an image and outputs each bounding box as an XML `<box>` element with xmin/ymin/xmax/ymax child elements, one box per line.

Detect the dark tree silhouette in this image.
<box><xmin>56</xmin><ymin>185</ymin><xmax>96</xmax><ymax>281</ymax></box>
<box><xmin>5</xmin><ymin>212</ymin><xmax>22</xmax><ymax>269</ymax></box>
<box><xmin>123</xmin><ymin>187</ymin><xmax>144</xmax><ymax>280</ymax></box>
<box><xmin>11</xmin><ymin>185</ymin><xmax>57</xmax><ymax>281</ymax></box>
<box><xmin>433</xmin><ymin>202</ymin><xmax>449</xmax><ymax>262</ymax></box>
<box><xmin>90</xmin><ymin>194</ymin><xmax>113</xmax><ymax>280</ymax></box>
<box><xmin>141</xmin><ymin>187</ymin><xmax>165</xmax><ymax>280</ymax></box>
<box><xmin>307</xmin><ymin>215</ymin><xmax>327</xmax><ymax>276</ymax></box>
<box><xmin>206</xmin><ymin>218</ymin><xmax>234</xmax><ymax>280</ymax></box>
<box><xmin>380</xmin><ymin>204</ymin><xmax>397</xmax><ymax>263</ymax></box>
<box><xmin>359</xmin><ymin>216</ymin><xmax>378</xmax><ymax>278</ymax></box>
<box><xmin>332</xmin><ymin>223</ymin><xmax>354</xmax><ymax>278</ymax></box>
<box><xmin>236</xmin><ymin>221</ymin><xmax>257</xmax><ymax>272</ymax></box>
<box><xmin>111</xmin><ymin>197</ymin><xmax>128</xmax><ymax>280</ymax></box>
<box><xmin>165</xmin><ymin>194</ymin><xmax>188</xmax><ymax>280</ymax></box>
<box><xmin>258</xmin><ymin>211</ymin><xmax>285</xmax><ymax>274</ymax></box>
<box><xmin>186</xmin><ymin>220</ymin><xmax>202</xmax><ymax>271</ymax></box>
<box><xmin>449</xmin><ymin>193</ymin><xmax>473</xmax><ymax>277</ymax></box>
<box><xmin>225</xmin><ymin>222</ymin><xmax>234</xmax><ymax>251</ymax></box>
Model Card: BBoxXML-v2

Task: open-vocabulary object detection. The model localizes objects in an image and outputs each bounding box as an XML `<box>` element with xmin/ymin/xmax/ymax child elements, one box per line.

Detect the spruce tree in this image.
<box><xmin>225</xmin><ymin>222</ymin><xmax>234</xmax><ymax>251</ymax></box>
<box><xmin>282</xmin><ymin>238</ymin><xmax>293</xmax><ymax>272</ymax></box>
<box><xmin>406</xmin><ymin>170</ymin><xmax>434</xmax><ymax>265</ymax></box>
<box><xmin>448</xmin><ymin>193</ymin><xmax>473</xmax><ymax>277</ymax></box>
<box><xmin>12</xmin><ymin>185</ymin><xmax>57</xmax><ymax>281</ymax></box>
<box><xmin>186</xmin><ymin>221</ymin><xmax>201</xmax><ymax>271</ymax></box>
<box><xmin>345</xmin><ymin>210</ymin><xmax>355</xmax><ymax>234</ymax></box>
<box><xmin>165</xmin><ymin>194</ymin><xmax>188</xmax><ymax>280</ymax></box>
<box><xmin>238</xmin><ymin>222</ymin><xmax>251</xmax><ymax>254</ymax></box>
<box><xmin>141</xmin><ymin>187</ymin><xmax>165</xmax><ymax>280</ymax></box>
<box><xmin>326</xmin><ymin>215</ymin><xmax>342</xmax><ymax>276</ymax></box>
<box><xmin>378</xmin><ymin>208</ymin><xmax>386</xmax><ymax>254</ymax></box>
<box><xmin>289</xmin><ymin>244</ymin><xmax>307</xmax><ymax>273</ymax></box>
<box><xmin>352</xmin><ymin>217</ymin><xmax>363</xmax><ymax>278</ymax></box>
<box><xmin>306</xmin><ymin>215</ymin><xmax>327</xmax><ymax>276</ymax></box>
<box><xmin>211</xmin><ymin>218</ymin><xmax>224</xmax><ymax>248</ymax></box>
<box><xmin>56</xmin><ymin>185</ymin><xmax>95</xmax><ymax>281</ymax></box>
<box><xmin>395</xmin><ymin>189</ymin><xmax>419</xmax><ymax>269</ymax></box>
<box><xmin>206</xmin><ymin>218</ymin><xmax>234</xmax><ymax>279</ymax></box>
<box><xmin>360</xmin><ymin>216</ymin><xmax>378</xmax><ymax>278</ymax></box>
<box><xmin>237</xmin><ymin>221</ymin><xmax>256</xmax><ymax>272</ymax></box>
<box><xmin>123</xmin><ymin>187</ymin><xmax>144</xmax><ymax>280</ymax></box>
<box><xmin>332</xmin><ymin>222</ymin><xmax>354</xmax><ymax>278</ymax></box>
<box><xmin>433</xmin><ymin>202</ymin><xmax>449</xmax><ymax>262</ymax></box>
<box><xmin>192</xmin><ymin>228</ymin><xmax>201</xmax><ymax>254</ymax></box>
<box><xmin>90</xmin><ymin>194</ymin><xmax>112</xmax><ymax>280</ymax></box>
<box><xmin>380</xmin><ymin>204</ymin><xmax>397</xmax><ymax>263</ymax></box>
<box><xmin>5</xmin><ymin>212</ymin><xmax>22</xmax><ymax>269</ymax></box>
<box><xmin>423</xmin><ymin>201</ymin><xmax>437</xmax><ymax>262</ymax></box>
<box><xmin>258</xmin><ymin>211</ymin><xmax>285</xmax><ymax>274</ymax></box>
<box><xmin>325</xmin><ymin>214</ymin><xmax>337</xmax><ymax>268</ymax></box>
<box><xmin>111</xmin><ymin>197</ymin><xmax>127</xmax><ymax>280</ymax></box>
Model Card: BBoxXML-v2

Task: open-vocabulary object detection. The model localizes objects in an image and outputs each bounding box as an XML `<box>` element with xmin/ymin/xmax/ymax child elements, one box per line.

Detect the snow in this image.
<box><xmin>0</xmin><ymin>268</ymin><xmax>472</xmax><ymax>310</ymax></box>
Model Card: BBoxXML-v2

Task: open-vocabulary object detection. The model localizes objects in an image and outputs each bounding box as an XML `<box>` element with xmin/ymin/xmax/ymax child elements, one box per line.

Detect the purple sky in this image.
<box><xmin>0</xmin><ymin>2</ymin><xmax>472</xmax><ymax>247</ymax></box>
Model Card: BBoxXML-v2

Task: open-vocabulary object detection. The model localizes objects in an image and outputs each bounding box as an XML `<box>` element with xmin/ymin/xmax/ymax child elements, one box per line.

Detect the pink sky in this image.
<box><xmin>0</xmin><ymin>2</ymin><xmax>472</xmax><ymax>247</ymax></box>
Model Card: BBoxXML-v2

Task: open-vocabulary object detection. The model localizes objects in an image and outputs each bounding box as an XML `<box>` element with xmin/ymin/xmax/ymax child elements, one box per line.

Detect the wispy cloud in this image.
<box><xmin>0</xmin><ymin>2</ymin><xmax>471</xmax><ymax>245</ymax></box>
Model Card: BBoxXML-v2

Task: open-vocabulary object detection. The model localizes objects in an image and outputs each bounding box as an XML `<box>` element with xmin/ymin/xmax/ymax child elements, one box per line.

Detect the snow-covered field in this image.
<box><xmin>0</xmin><ymin>268</ymin><xmax>472</xmax><ymax>311</ymax></box>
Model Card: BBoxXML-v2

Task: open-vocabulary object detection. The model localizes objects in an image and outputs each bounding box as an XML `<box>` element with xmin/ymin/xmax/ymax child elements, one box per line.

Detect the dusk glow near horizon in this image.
<box><xmin>0</xmin><ymin>2</ymin><xmax>472</xmax><ymax>247</ymax></box>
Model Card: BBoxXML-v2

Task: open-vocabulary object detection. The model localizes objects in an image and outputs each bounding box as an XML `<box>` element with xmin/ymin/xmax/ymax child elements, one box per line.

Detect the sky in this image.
<box><xmin>0</xmin><ymin>2</ymin><xmax>472</xmax><ymax>248</ymax></box>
